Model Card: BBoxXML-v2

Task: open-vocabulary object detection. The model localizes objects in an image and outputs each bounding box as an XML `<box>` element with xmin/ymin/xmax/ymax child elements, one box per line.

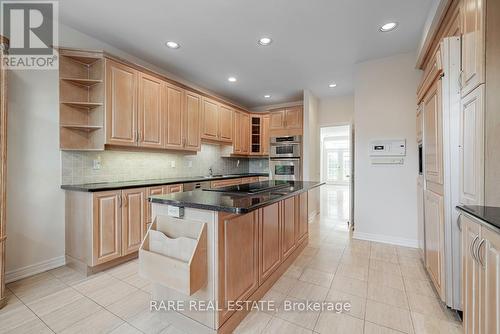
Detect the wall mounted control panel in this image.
<box><xmin>370</xmin><ymin>140</ymin><xmax>406</xmax><ymax>156</ymax></box>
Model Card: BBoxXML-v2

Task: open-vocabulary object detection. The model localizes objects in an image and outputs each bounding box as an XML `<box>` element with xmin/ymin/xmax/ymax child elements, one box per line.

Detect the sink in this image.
<box><xmin>202</xmin><ymin>174</ymin><xmax>223</xmax><ymax>178</ymax></box>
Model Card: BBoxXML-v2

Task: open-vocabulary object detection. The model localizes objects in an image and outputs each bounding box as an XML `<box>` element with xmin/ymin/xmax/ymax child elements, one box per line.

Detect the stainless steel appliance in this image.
<box><xmin>270</xmin><ymin>135</ymin><xmax>302</xmax><ymax>158</ymax></box>
<box><xmin>270</xmin><ymin>159</ymin><xmax>301</xmax><ymax>181</ymax></box>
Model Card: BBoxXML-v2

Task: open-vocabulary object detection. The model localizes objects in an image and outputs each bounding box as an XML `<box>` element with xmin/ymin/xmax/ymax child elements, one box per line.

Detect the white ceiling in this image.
<box><xmin>59</xmin><ymin>0</ymin><xmax>433</xmax><ymax>108</ymax></box>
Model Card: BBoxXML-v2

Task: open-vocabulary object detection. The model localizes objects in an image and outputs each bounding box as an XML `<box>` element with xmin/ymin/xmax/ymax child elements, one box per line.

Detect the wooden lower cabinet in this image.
<box><xmin>424</xmin><ymin>189</ymin><xmax>444</xmax><ymax>299</ymax></box>
<box><xmin>146</xmin><ymin>186</ymin><xmax>165</xmax><ymax>223</ymax></box>
<box><xmin>121</xmin><ymin>188</ymin><xmax>146</xmax><ymax>255</ymax></box>
<box><xmin>297</xmin><ymin>192</ymin><xmax>308</xmax><ymax>243</ymax></box>
<box><xmin>92</xmin><ymin>191</ymin><xmax>122</xmax><ymax>265</ymax></box>
<box><xmin>461</xmin><ymin>213</ymin><xmax>500</xmax><ymax>334</ymax></box>
<box><xmin>218</xmin><ymin>211</ymin><xmax>259</xmax><ymax>325</ymax></box>
<box><xmin>259</xmin><ymin>203</ymin><xmax>281</xmax><ymax>284</ymax></box>
<box><xmin>282</xmin><ymin>197</ymin><xmax>296</xmax><ymax>259</ymax></box>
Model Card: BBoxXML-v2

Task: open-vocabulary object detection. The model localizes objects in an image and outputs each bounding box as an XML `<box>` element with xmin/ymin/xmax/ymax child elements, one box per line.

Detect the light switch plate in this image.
<box><xmin>170</xmin><ymin>161</ymin><xmax>176</xmax><ymax>168</ymax></box>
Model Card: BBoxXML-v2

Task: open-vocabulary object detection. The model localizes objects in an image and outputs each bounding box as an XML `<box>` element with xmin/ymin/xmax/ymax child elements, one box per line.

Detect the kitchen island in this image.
<box><xmin>140</xmin><ymin>181</ymin><xmax>323</xmax><ymax>334</ymax></box>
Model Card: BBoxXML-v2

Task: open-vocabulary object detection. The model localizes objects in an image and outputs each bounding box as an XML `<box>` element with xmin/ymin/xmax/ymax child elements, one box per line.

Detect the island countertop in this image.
<box><xmin>149</xmin><ymin>181</ymin><xmax>324</xmax><ymax>214</ymax></box>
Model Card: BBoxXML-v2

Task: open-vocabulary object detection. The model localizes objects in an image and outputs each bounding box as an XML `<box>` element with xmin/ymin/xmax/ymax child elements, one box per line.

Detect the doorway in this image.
<box><xmin>320</xmin><ymin>125</ymin><xmax>353</xmax><ymax>229</ymax></box>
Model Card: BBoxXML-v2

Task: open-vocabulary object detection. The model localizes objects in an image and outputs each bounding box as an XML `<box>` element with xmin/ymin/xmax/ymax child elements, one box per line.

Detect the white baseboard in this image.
<box><xmin>6</xmin><ymin>256</ymin><xmax>66</xmax><ymax>283</ymax></box>
<box><xmin>353</xmin><ymin>231</ymin><xmax>418</xmax><ymax>248</ymax></box>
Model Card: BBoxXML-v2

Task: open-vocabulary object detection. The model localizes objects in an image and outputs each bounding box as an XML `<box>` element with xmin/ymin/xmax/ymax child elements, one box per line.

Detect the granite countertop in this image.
<box><xmin>61</xmin><ymin>173</ymin><xmax>268</xmax><ymax>192</ymax></box>
<box><xmin>457</xmin><ymin>205</ymin><xmax>500</xmax><ymax>231</ymax></box>
<box><xmin>149</xmin><ymin>181</ymin><xmax>324</xmax><ymax>214</ymax></box>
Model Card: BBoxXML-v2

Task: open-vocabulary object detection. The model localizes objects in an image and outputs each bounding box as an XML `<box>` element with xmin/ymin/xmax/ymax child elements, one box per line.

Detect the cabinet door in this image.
<box><xmin>460</xmin><ymin>86</ymin><xmax>484</xmax><ymax>205</ymax></box>
<box><xmin>121</xmin><ymin>188</ymin><xmax>146</xmax><ymax>255</ymax></box>
<box><xmin>167</xmin><ymin>184</ymin><xmax>183</xmax><ymax>193</ymax></box>
<box><xmin>165</xmin><ymin>84</ymin><xmax>184</xmax><ymax>149</ymax></box>
<box><xmin>424</xmin><ymin>189</ymin><xmax>444</xmax><ymax>299</ymax></box>
<box><xmin>219</xmin><ymin>105</ymin><xmax>233</xmax><ymax>142</ymax></box>
<box><xmin>185</xmin><ymin>91</ymin><xmax>201</xmax><ymax>151</ymax></box>
<box><xmin>233</xmin><ymin>112</ymin><xmax>242</xmax><ymax>153</ymax></box>
<box><xmin>424</xmin><ymin>80</ymin><xmax>443</xmax><ymax>185</ymax></box>
<box><xmin>480</xmin><ymin>227</ymin><xmax>500</xmax><ymax>334</ymax></box>
<box><xmin>461</xmin><ymin>0</ymin><xmax>485</xmax><ymax>96</ymax></box>
<box><xmin>269</xmin><ymin>110</ymin><xmax>285</xmax><ymax>130</ymax></box>
<box><xmin>92</xmin><ymin>191</ymin><xmax>121</xmax><ymax>265</ymax></box>
<box><xmin>417</xmin><ymin>177</ymin><xmax>425</xmax><ymax>257</ymax></box>
<box><xmin>282</xmin><ymin>197</ymin><xmax>296</xmax><ymax>259</ymax></box>
<box><xmin>146</xmin><ymin>186</ymin><xmax>164</xmax><ymax>223</ymax></box>
<box><xmin>105</xmin><ymin>60</ymin><xmax>138</xmax><ymax>146</ymax></box>
<box><xmin>261</xmin><ymin>115</ymin><xmax>270</xmax><ymax>155</ymax></box>
<box><xmin>201</xmin><ymin>98</ymin><xmax>219</xmax><ymax>140</ymax></box>
<box><xmin>462</xmin><ymin>214</ymin><xmax>481</xmax><ymax>334</ymax></box>
<box><xmin>416</xmin><ymin>104</ymin><xmax>423</xmax><ymax>143</ymax></box>
<box><xmin>285</xmin><ymin>106</ymin><xmax>302</xmax><ymax>129</ymax></box>
<box><xmin>138</xmin><ymin>72</ymin><xmax>164</xmax><ymax>148</ymax></box>
<box><xmin>241</xmin><ymin>113</ymin><xmax>250</xmax><ymax>154</ymax></box>
<box><xmin>259</xmin><ymin>203</ymin><xmax>281</xmax><ymax>284</ymax></box>
<box><xmin>297</xmin><ymin>192</ymin><xmax>308</xmax><ymax>243</ymax></box>
<box><xmin>218</xmin><ymin>212</ymin><xmax>259</xmax><ymax>324</ymax></box>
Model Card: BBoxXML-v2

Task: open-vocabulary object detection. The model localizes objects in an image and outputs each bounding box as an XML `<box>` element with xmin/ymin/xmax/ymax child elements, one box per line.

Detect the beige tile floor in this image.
<box><xmin>1</xmin><ymin>185</ymin><xmax>462</xmax><ymax>333</ymax></box>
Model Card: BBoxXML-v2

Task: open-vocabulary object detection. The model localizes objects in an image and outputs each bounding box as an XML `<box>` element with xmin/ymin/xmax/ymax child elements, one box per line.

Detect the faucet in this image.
<box><xmin>208</xmin><ymin>167</ymin><xmax>213</xmax><ymax>177</ymax></box>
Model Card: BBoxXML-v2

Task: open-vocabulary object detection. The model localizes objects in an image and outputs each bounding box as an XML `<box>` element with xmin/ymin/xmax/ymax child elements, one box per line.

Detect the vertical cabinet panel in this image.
<box><xmin>121</xmin><ymin>188</ymin><xmax>146</xmax><ymax>255</ymax></box>
<box><xmin>233</xmin><ymin>112</ymin><xmax>242</xmax><ymax>153</ymax></box>
<box><xmin>218</xmin><ymin>212</ymin><xmax>259</xmax><ymax>325</ymax></box>
<box><xmin>259</xmin><ymin>203</ymin><xmax>281</xmax><ymax>284</ymax></box>
<box><xmin>185</xmin><ymin>91</ymin><xmax>201</xmax><ymax>151</ymax></box>
<box><xmin>261</xmin><ymin>115</ymin><xmax>270</xmax><ymax>155</ymax></box>
<box><xmin>93</xmin><ymin>191</ymin><xmax>121</xmax><ymax>265</ymax></box>
<box><xmin>297</xmin><ymin>192</ymin><xmax>308</xmax><ymax>243</ymax></box>
<box><xmin>241</xmin><ymin>113</ymin><xmax>250</xmax><ymax>154</ymax></box>
<box><xmin>138</xmin><ymin>73</ymin><xmax>164</xmax><ymax>148</ymax></box>
<box><xmin>424</xmin><ymin>80</ymin><xmax>443</xmax><ymax>185</ymax></box>
<box><xmin>460</xmin><ymin>85</ymin><xmax>484</xmax><ymax>205</ymax></box>
<box><xmin>219</xmin><ymin>105</ymin><xmax>233</xmax><ymax>142</ymax></box>
<box><xmin>416</xmin><ymin>104</ymin><xmax>423</xmax><ymax>143</ymax></box>
<box><xmin>481</xmin><ymin>227</ymin><xmax>500</xmax><ymax>334</ymax></box>
<box><xmin>424</xmin><ymin>189</ymin><xmax>444</xmax><ymax>299</ymax></box>
<box><xmin>462</xmin><ymin>215</ymin><xmax>481</xmax><ymax>334</ymax></box>
<box><xmin>282</xmin><ymin>197</ymin><xmax>296</xmax><ymax>259</ymax></box>
<box><xmin>201</xmin><ymin>98</ymin><xmax>219</xmax><ymax>140</ymax></box>
<box><xmin>106</xmin><ymin>60</ymin><xmax>138</xmax><ymax>146</ymax></box>
<box><xmin>164</xmin><ymin>84</ymin><xmax>184</xmax><ymax>149</ymax></box>
<box><xmin>461</xmin><ymin>0</ymin><xmax>485</xmax><ymax>96</ymax></box>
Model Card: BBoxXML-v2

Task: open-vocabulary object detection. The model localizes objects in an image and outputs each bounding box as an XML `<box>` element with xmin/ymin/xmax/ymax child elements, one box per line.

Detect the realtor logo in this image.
<box><xmin>1</xmin><ymin>1</ymin><xmax>58</xmax><ymax>69</ymax></box>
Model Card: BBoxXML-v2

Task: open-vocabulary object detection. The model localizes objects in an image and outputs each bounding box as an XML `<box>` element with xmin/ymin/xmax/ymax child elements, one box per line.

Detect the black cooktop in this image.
<box><xmin>203</xmin><ymin>180</ymin><xmax>292</xmax><ymax>194</ymax></box>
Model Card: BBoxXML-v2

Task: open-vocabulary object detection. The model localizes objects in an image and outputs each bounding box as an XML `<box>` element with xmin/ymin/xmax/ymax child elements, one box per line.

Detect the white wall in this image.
<box><xmin>318</xmin><ymin>95</ymin><xmax>354</xmax><ymax>127</ymax></box>
<box><xmin>353</xmin><ymin>52</ymin><xmax>421</xmax><ymax>247</ymax></box>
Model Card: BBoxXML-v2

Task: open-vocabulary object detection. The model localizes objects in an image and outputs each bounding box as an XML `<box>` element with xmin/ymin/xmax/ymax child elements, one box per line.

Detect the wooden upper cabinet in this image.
<box><xmin>201</xmin><ymin>98</ymin><xmax>219</xmax><ymax>140</ymax></box>
<box><xmin>138</xmin><ymin>72</ymin><xmax>164</xmax><ymax>148</ymax></box>
<box><xmin>480</xmin><ymin>226</ymin><xmax>500</xmax><ymax>334</ymax></box>
<box><xmin>92</xmin><ymin>190</ymin><xmax>122</xmax><ymax>265</ymax></box>
<box><xmin>461</xmin><ymin>0</ymin><xmax>485</xmax><ymax>96</ymax></box>
<box><xmin>259</xmin><ymin>203</ymin><xmax>281</xmax><ymax>284</ymax></box>
<box><xmin>233</xmin><ymin>112</ymin><xmax>242</xmax><ymax>154</ymax></box>
<box><xmin>218</xmin><ymin>212</ymin><xmax>259</xmax><ymax>324</ymax></box>
<box><xmin>164</xmin><ymin>84</ymin><xmax>184</xmax><ymax>149</ymax></box>
<box><xmin>423</xmin><ymin>79</ymin><xmax>443</xmax><ymax>185</ymax></box>
<box><xmin>105</xmin><ymin>60</ymin><xmax>138</xmax><ymax>146</ymax></box>
<box><xmin>184</xmin><ymin>91</ymin><xmax>201</xmax><ymax>151</ymax></box>
<box><xmin>459</xmin><ymin>85</ymin><xmax>484</xmax><ymax>205</ymax></box>
<box><xmin>462</xmin><ymin>214</ymin><xmax>481</xmax><ymax>334</ymax></box>
<box><xmin>282</xmin><ymin>197</ymin><xmax>296</xmax><ymax>259</ymax></box>
<box><xmin>121</xmin><ymin>188</ymin><xmax>146</xmax><ymax>255</ymax></box>
<box><xmin>261</xmin><ymin>115</ymin><xmax>270</xmax><ymax>155</ymax></box>
<box><xmin>285</xmin><ymin>106</ymin><xmax>303</xmax><ymax>129</ymax></box>
<box><xmin>269</xmin><ymin>110</ymin><xmax>285</xmax><ymax>130</ymax></box>
<box><xmin>219</xmin><ymin>105</ymin><xmax>233</xmax><ymax>142</ymax></box>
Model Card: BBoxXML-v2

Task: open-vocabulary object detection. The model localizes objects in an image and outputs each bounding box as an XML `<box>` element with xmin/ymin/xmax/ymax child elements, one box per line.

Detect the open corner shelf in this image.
<box><xmin>61</xmin><ymin>101</ymin><xmax>103</xmax><ymax>109</ymax></box>
<box><xmin>60</xmin><ymin>124</ymin><xmax>103</xmax><ymax>131</ymax></box>
<box><xmin>61</xmin><ymin>54</ymin><xmax>102</xmax><ymax>65</ymax></box>
<box><xmin>61</xmin><ymin>77</ymin><xmax>103</xmax><ymax>87</ymax></box>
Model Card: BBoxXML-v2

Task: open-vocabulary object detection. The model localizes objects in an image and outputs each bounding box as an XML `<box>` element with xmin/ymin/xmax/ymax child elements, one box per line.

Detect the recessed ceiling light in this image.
<box><xmin>380</xmin><ymin>22</ymin><xmax>398</xmax><ymax>32</ymax></box>
<box><xmin>228</xmin><ymin>76</ymin><xmax>237</xmax><ymax>82</ymax></box>
<box><xmin>165</xmin><ymin>41</ymin><xmax>180</xmax><ymax>49</ymax></box>
<box><xmin>264</xmin><ymin>94</ymin><xmax>271</xmax><ymax>98</ymax></box>
<box><xmin>328</xmin><ymin>83</ymin><xmax>337</xmax><ymax>88</ymax></box>
<box><xmin>258</xmin><ymin>37</ymin><xmax>273</xmax><ymax>46</ymax></box>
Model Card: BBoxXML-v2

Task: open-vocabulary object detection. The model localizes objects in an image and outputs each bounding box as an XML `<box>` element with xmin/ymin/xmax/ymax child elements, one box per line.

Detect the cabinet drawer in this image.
<box><xmin>211</xmin><ymin>178</ymin><xmax>242</xmax><ymax>189</ymax></box>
